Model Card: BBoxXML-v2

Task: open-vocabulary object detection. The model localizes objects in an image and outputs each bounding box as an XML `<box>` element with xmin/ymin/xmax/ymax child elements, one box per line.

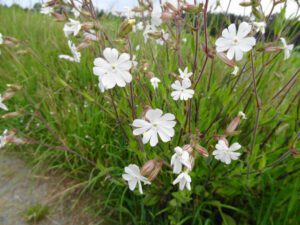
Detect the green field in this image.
<box><xmin>0</xmin><ymin>4</ymin><xmax>299</xmax><ymax>225</ymax></box>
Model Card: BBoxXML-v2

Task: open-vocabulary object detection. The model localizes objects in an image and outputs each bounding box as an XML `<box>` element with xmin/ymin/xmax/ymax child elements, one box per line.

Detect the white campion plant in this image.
<box><xmin>59</xmin><ymin>40</ymin><xmax>81</xmax><ymax>63</ymax></box>
<box><xmin>171</xmin><ymin>79</ymin><xmax>194</xmax><ymax>101</ymax></box>
<box><xmin>150</xmin><ymin>77</ymin><xmax>161</xmax><ymax>90</ymax></box>
<box><xmin>132</xmin><ymin>109</ymin><xmax>176</xmax><ymax>147</ymax></box>
<box><xmin>170</xmin><ymin>147</ymin><xmax>192</xmax><ymax>174</ymax></box>
<box><xmin>280</xmin><ymin>38</ymin><xmax>294</xmax><ymax>60</ymax></box>
<box><xmin>63</xmin><ymin>19</ymin><xmax>82</xmax><ymax>37</ymax></box>
<box><xmin>93</xmin><ymin>48</ymin><xmax>136</xmax><ymax>91</ymax></box>
<box><xmin>212</xmin><ymin>140</ymin><xmax>242</xmax><ymax>164</ymax></box>
<box><xmin>216</xmin><ymin>22</ymin><xmax>256</xmax><ymax>61</ymax></box>
<box><xmin>173</xmin><ymin>171</ymin><xmax>192</xmax><ymax>191</ymax></box>
<box><xmin>122</xmin><ymin>164</ymin><xmax>151</xmax><ymax>194</ymax></box>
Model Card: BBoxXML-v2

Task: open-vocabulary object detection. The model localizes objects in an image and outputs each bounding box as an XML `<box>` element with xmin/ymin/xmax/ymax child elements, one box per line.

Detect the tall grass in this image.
<box><xmin>0</xmin><ymin>4</ymin><xmax>299</xmax><ymax>225</ymax></box>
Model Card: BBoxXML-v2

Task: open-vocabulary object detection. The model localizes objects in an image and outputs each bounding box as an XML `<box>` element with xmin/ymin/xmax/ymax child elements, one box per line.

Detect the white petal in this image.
<box><xmin>103</xmin><ymin>48</ymin><xmax>119</xmax><ymax>63</ymax></box>
<box><xmin>230</xmin><ymin>143</ymin><xmax>241</xmax><ymax>151</ymax></box>
<box><xmin>237</xmin><ymin>22</ymin><xmax>251</xmax><ymax>38</ymax></box>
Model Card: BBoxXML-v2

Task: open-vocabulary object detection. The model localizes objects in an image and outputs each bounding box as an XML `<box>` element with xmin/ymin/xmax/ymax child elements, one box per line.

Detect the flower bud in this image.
<box><xmin>118</xmin><ymin>19</ymin><xmax>136</xmax><ymax>38</ymax></box>
<box><xmin>225</xmin><ymin>116</ymin><xmax>241</xmax><ymax>136</ymax></box>
<box><xmin>216</xmin><ymin>52</ymin><xmax>236</xmax><ymax>67</ymax></box>
<box><xmin>131</xmin><ymin>6</ymin><xmax>147</xmax><ymax>12</ymax></box>
<box><xmin>214</xmin><ymin>135</ymin><xmax>229</xmax><ymax>146</ymax></box>
<box><xmin>183</xmin><ymin>144</ymin><xmax>193</xmax><ymax>154</ymax></box>
<box><xmin>164</xmin><ymin>2</ymin><xmax>177</xmax><ymax>12</ymax></box>
<box><xmin>257</xmin><ymin>45</ymin><xmax>281</xmax><ymax>52</ymax></box>
<box><xmin>146</xmin><ymin>72</ymin><xmax>155</xmax><ymax>79</ymax></box>
<box><xmin>182</xmin><ymin>4</ymin><xmax>202</xmax><ymax>13</ymax></box>
<box><xmin>77</xmin><ymin>41</ymin><xmax>92</xmax><ymax>50</ymax></box>
<box><xmin>147</xmin><ymin>32</ymin><xmax>162</xmax><ymax>39</ymax></box>
<box><xmin>148</xmin><ymin>161</ymin><xmax>163</xmax><ymax>182</ymax></box>
<box><xmin>161</xmin><ymin>12</ymin><xmax>173</xmax><ymax>22</ymax></box>
<box><xmin>141</xmin><ymin>159</ymin><xmax>157</xmax><ymax>175</ymax></box>
<box><xmin>194</xmin><ymin>144</ymin><xmax>209</xmax><ymax>157</ymax></box>
<box><xmin>81</xmin><ymin>22</ymin><xmax>94</xmax><ymax>31</ymax></box>
<box><xmin>1</xmin><ymin>111</ymin><xmax>23</xmax><ymax>119</ymax></box>
<box><xmin>51</xmin><ymin>12</ymin><xmax>66</xmax><ymax>21</ymax></box>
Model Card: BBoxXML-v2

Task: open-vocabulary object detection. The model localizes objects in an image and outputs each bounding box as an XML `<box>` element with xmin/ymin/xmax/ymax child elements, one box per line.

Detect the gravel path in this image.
<box><xmin>0</xmin><ymin>152</ymin><xmax>98</xmax><ymax>225</ymax></box>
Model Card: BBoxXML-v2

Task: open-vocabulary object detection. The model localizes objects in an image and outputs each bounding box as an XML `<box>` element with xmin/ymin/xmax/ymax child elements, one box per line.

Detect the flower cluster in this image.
<box><xmin>37</xmin><ymin>0</ymin><xmax>296</xmax><ymax>196</ymax></box>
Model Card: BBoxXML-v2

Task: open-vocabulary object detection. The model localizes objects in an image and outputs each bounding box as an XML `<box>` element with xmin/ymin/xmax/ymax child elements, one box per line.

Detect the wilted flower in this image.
<box><xmin>179</xmin><ymin>67</ymin><xmax>193</xmax><ymax>80</ymax></box>
<box><xmin>216</xmin><ymin>22</ymin><xmax>256</xmax><ymax>61</ymax></box>
<box><xmin>63</xmin><ymin>19</ymin><xmax>81</xmax><ymax>37</ymax></box>
<box><xmin>212</xmin><ymin>140</ymin><xmax>241</xmax><ymax>164</ymax></box>
<box><xmin>122</xmin><ymin>164</ymin><xmax>151</xmax><ymax>194</ymax></box>
<box><xmin>0</xmin><ymin>129</ymin><xmax>8</xmax><ymax>149</ymax></box>
<box><xmin>0</xmin><ymin>94</ymin><xmax>8</xmax><ymax>111</ymax></box>
<box><xmin>171</xmin><ymin>146</ymin><xmax>192</xmax><ymax>174</ymax></box>
<box><xmin>59</xmin><ymin>40</ymin><xmax>81</xmax><ymax>63</ymax></box>
<box><xmin>93</xmin><ymin>48</ymin><xmax>135</xmax><ymax>90</ymax></box>
<box><xmin>173</xmin><ymin>172</ymin><xmax>192</xmax><ymax>191</ymax></box>
<box><xmin>171</xmin><ymin>79</ymin><xmax>194</xmax><ymax>101</ymax></box>
<box><xmin>150</xmin><ymin>77</ymin><xmax>161</xmax><ymax>89</ymax></box>
<box><xmin>252</xmin><ymin>21</ymin><xmax>266</xmax><ymax>34</ymax></box>
<box><xmin>231</xmin><ymin>66</ymin><xmax>239</xmax><ymax>76</ymax></box>
<box><xmin>280</xmin><ymin>38</ymin><xmax>294</xmax><ymax>60</ymax></box>
<box><xmin>238</xmin><ymin>111</ymin><xmax>247</xmax><ymax>120</ymax></box>
<box><xmin>132</xmin><ymin>108</ymin><xmax>176</xmax><ymax>147</ymax></box>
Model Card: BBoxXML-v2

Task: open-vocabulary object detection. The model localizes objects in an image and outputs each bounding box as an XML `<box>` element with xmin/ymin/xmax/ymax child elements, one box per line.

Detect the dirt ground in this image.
<box><xmin>0</xmin><ymin>152</ymin><xmax>101</xmax><ymax>225</ymax></box>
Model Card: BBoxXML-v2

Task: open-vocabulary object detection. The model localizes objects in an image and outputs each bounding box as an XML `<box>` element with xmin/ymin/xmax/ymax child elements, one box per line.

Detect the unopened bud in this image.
<box><xmin>1</xmin><ymin>111</ymin><xmax>23</xmax><ymax>119</ymax></box>
<box><xmin>3</xmin><ymin>36</ymin><xmax>19</xmax><ymax>46</ymax></box>
<box><xmin>51</xmin><ymin>12</ymin><xmax>66</xmax><ymax>21</ymax></box>
<box><xmin>118</xmin><ymin>19</ymin><xmax>136</xmax><ymax>38</ymax></box>
<box><xmin>81</xmin><ymin>22</ymin><xmax>94</xmax><ymax>31</ymax></box>
<box><xmin>214</xmin><ymin>136</ymin><xmax>229</xmax><ymax>146</ymax></box>
<box><xmin>147</xmin><ymin>32</ymin><xmax>162</xmax><ymax>39</ymax></box>
<box><xmin>290</xmin><ymin>148</ymin><xmax>300</xmax><ymax>158</ymax></box>
<box><xmin>183</xmin><ymin>144</ymin><xmax>193</xmax><ymax>154</ymax></box>
<box><xmin>258</xmin><ymin>45</ymin><xmax>281</xmax><ymax>52</ymax></box>
<box><xmin>131</xmin><ymin>6</ymin><xmax>147</xmax><ymax>12</ymax></box>
<box><xmin>195</xmin><ymin>144</ymin><xmax>209</xmax><ymax>157</ymax></box>
<box><xmin>161</xmin><ymin>12</ymin><xmax>173</xmax><ymax>22</ymax></box>
<box><xmin>77</xmin><ymin>41</ymin><xmax>92</xmax><ymax>50</ymax></box>
<box><xmin>217</xmin><ymin>52</ymin><xmax>236</xmax><ymax>67</ymax></box>
<box><xmin>225</xmin><ymin>116</ymin><xmax>241</xmax><ymax>136</ymax></box>
<box><xmin>141</xmin><ymin>159</ymin><xmax>157</xmax><ymax>175</ymax></box>
<box><xmin>164</xmin><ymin>2</ymin><xmax>177</xmax><ymax>12</ymax></box>
<box><xmin>7</xmin><ymin>84</ymin><xmax>22</xmax><ymax>91</ymax></box>
<box><xmin>148</xmin><ymin>161</ymin><xmax>163</xmax><ymax>181</ymax></box>
<box><xmin>182</xmin><ymin>4</ymin><xmax>202</xmax><ymax>13</ymax></box>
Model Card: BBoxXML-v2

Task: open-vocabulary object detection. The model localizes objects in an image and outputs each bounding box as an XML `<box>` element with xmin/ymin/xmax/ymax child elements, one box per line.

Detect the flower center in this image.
<box><xmin>233</xmin><ymin>37</ymin><xmax>239</xmax><ymax>45</ymax></box>
<box><xmin>111</xmin><ymin>63</ymin><xmax>117</xmax><ymax>71</ymax></box>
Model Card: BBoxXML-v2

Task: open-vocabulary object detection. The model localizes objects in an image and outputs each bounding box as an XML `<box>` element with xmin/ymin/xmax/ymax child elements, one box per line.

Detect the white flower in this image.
<box><xmin>173</xmin><ymin>172</ymin><xmax>191</xmax><ymax>191</ymax></box>
<box><xmin>133</xmin><ymin>109</ymin><xmax>176</xmax><ymax>147</ymax></box>
<box><xmin>0</xmin><ymin>94</ymin><xmax>8</xmax><ymax>111</ymax></box>
<box><xmin>135</xmin><ymin>45</ymin><xmax>140</xmax><ymax>51</ymax></box>
<box><xmin>212</xmin><ymin>140</ymin><xmax>241</xmax><ymax>164</ymax></box>
<box><xmin>280</xmin><ymin>38</ymin><xmax>294</xmax><ymax>60</ymax></box>
<box><xmin>143</xmin><ymin>24</ymin><xmax>156</xmax><ymax>43</ymax></box>
<box><xmin>252</xmin><ymin>21</ymin><xmax>266</xmax><ymax>34</ymax></box>
<box><xmin>0</xmin><ymin>33</ymin><xmax>3</xmax><ymax>45</ymax></box>
<box><xmin>151</xmin><ymin>12</ymin><xmax>162</xmax><ymax>27</ymax></box>
<box><xmin>0</xmin><ymin>129</ymin><xmax>8</xmax><ymax>149</ymax></box>
<box><xmin>63</xmin><ymin>19</ymin><xmax>81</xmax><ymax>37</ymax></box>
<box><xmin>216</xmin><ymin>22</ymin><xmax>256</xmax><ymax>61</ymax></box>
<box><xmin>182</xmin><ymin>38</ymin><xmax>187</xmax><ymax>43</ymax></box>
<box><xmin>59</xmin><ymin>40</ymin><xmax>81</xmax><ymax>63</ymax></box>
<box><xmin>133</xmin><ymin>22</ymin><xmax>144</xmax><ymax>32</ymax></box>
<box><xmin>238</xmin><ymin>111</ymin><xmax>247</xmax><ymax>120</ymax></box>
<box><xmin>179</xmin><ymin>67</ymin><xmax>193</xmax><ymax>80</ymax></box>
<box><xmin>231</xmin><ymin>66</ymin><xmax>239</xmax><ymax>76</ymax></box>
<box><xmin>150</xmin><ymin>77</ymin><xmax>161</xmax><ymax>89</ymax></box>
<box><xmin>122</xmin><ymin>164</ymin><xmax>150</xmax><ymax>194</ymax></box>
<box><xmin>171</xmin><ymin>79</ymin><xmax>194</xmax><ymax>101</ymax></box>
<box><xmin>93</xmin><ymin>48</ymin><xmax>134</xmax><ymax>90</ymax></box>
<box><xmin>171</xmin><ymin>147</ymin><xmax>192</xmax><ymax>174</ymax></box>
<box><xmin>40</xmin><ymin>5</ymin><xmax>53</xmax><ymax>15</ymax></box>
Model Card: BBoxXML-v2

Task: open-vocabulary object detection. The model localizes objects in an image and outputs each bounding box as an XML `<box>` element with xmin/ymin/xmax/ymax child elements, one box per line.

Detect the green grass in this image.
<box><xmin>24</xmin><ymin>204</ymin><xmax>49</xmax><ymax>223</ymax></box>
<box><xmin>0</xmin><ymin>5</ymin><xmax>300</xmax><ymax>225</ymax></box>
